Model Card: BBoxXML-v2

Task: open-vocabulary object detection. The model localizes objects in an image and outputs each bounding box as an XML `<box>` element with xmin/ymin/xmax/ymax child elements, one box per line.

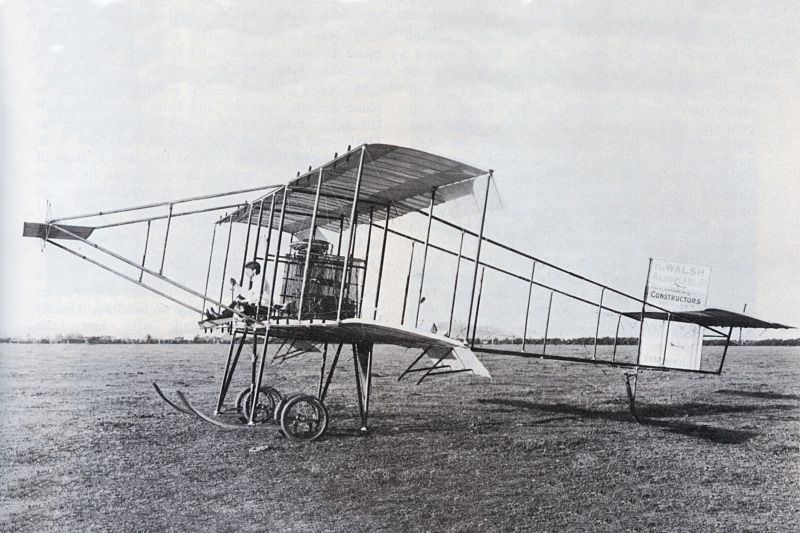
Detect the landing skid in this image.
<box><xmin>153</xmin><ymin>382</ymin><xmax>263</xmax><ymax>430</ymax></box>
<box><xmin>153</xmin><ymin>383</ymin><xmax>329</xmax><ymax>441</ymax></box>
<box><xmin>152</xmin><ymin>382</ymin><xmax>192</xmax><ymax>416</ymax></box>
<box><xmin>175</xmin><ymin>391</ymin><xmax>261</xmax><ymax>430</ymax></box>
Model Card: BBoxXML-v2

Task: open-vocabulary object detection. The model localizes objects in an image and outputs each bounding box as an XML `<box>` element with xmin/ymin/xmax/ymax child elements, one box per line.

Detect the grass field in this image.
<box><xmin>1</xmin><ymin>343</ymin><xmax>798</xmax><ymax>532</ymax></box>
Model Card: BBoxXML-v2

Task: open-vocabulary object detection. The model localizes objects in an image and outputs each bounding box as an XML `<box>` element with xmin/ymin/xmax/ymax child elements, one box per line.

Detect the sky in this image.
<box><xmin>1</xmin><ymin>0</ymin><xmax>798</xmax><ymax>340</ymax></box>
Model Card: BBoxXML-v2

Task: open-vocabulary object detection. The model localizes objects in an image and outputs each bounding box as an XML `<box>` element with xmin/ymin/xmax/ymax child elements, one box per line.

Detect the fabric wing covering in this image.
<box><xmin>265</xmin><ymin>319</ymin><xmax>491</xmax><ymax>379</ymax></box>
<box><xmin>622</xmin><ymin>308</ymin><xmax>792</xmax><ymax>329</ymax></box>
<box><xmin>220</xmin><ymin>144</ymin><xmax>488</xmax><ymax>234</ymax></box>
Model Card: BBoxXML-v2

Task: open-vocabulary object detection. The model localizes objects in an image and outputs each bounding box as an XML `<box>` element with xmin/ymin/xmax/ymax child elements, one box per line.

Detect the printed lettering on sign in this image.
<box><xmin>639</xmin><ymin>259</ymin><xmax>711</xmax><ymax>371</ymax></box>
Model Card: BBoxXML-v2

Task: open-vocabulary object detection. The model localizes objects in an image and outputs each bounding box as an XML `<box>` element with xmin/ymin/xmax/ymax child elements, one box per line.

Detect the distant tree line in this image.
<box><xmin>473</xmin><ymin>336</ymin><xmax>641</xmax><ymax>346</ymax></box>
<box><xmin>0</xmin><ymin>335</ymin><xmax>225</xmax><ymax>344</ymax></box>
<box><xmin>472</xmin><ymin>336</ymin><xmax>800</xmax><ymax>347</ymax></box>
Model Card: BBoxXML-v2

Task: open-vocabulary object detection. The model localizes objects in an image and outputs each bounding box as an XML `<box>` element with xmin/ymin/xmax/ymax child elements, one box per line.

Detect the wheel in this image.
<box><xmin>273</xmin><ymin>392</ymin><xmax>303</xmax><ymax>422</ymax></box>
<box><xmin>236</xmin><ymin>385</ymin><xmax>282</xmax><ymax>413</ymax></box>
<box><xmin>279</xmin><ymin>394</ymin><xmax>328</xmax><ymax>442</ymax></box>
<box><xmin>234</xmin><ymin>386</ymin><xmax>251</xmax><ymax>412</ymax></box>
<box><xmin>239</xmin><ymin>386</ymin><xmax>282</xmax><ymax>424</ymax></box>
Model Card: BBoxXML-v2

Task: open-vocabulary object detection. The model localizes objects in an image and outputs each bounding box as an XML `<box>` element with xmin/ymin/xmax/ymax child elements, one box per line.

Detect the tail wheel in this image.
<box><xmin>239</xmin><ymin>386</ymin><xmax>282</xmax><ymax>424</ymax></box>
<box><xmin>279</xmin><ymin>394</ymin><xmax>328</xmax><ymax>442</ymax></box>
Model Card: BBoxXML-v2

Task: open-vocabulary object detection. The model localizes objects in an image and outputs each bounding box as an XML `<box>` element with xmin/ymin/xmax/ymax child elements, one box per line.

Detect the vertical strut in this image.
<box><xmin>239</xmin><ymin>202</ymin><xmax>254</xmax><ymax>284</ymax></box>
<box><xmin>139</xmin><ymin>220</ymin><xmax>151</xmax><ymax>282</ymax></box>
<box><xmin>717</xmin><ymin>327</ymin><xmax>734</xmax><ymax>374</ymax></box>
<box><xmin>612</xmin><ymin>314</ymin><xmax>622</xmax><ymax>362</ymax></box>
<box><xmin>372</xmin><ymin>204</ymin><xmax>392</xmax><ymax>320</ymax></box>
<box><xmin>218</xmin><ymin>216</ymin><xmax>235</xmax><ymax>304</ymax></box>
<box><xmin>542</xmin><ymin>291</ymin><xmax>553</xmax><ymax>355</ymax></box>
<box><xmin>470</xmin><ymin>267</ymin><xmax>486</xmax><ymax>348</ymax></box>
<box><xmin>299</xmin><ymin>168</ymin><xmax>324</xmax><ymax>320</ymax></box>
<box><xmin>352</xmin><ymin>345</ymin><xmax>364</xmax><ymax>422</ymax></box>
<box><xmin>254</xmin><ymin>195</ymin><xmax>276</xmax><ymax>317</ymax></box>
<box><xmin>352</xmin><ymin>342</ymin><xmax>373</xmax><ymax>431</ymax></box>
<box><xmin>201</xmin><ymin>223</ymin><xmax>218</xmax><ymax>317</ymax></box>
<box><xmin>448</xmin><ymin>231</ymin><xmax>465</xmax><ymax>338</ymax></box>
<box><xmin>159</xmin><ymin>203</ymin><xmax>173</xmax><ymax>275</ymax></box>
<box><xmin>414</xmin><ymin>188</ymin><xmax>436</xmax><ymax>328</ymax></box>
<box><xmin>317</xmin><ymin>343</ymin><xmax>328</xmax><ymax>399</ymax></box>
<box><xmin>251</xmin><ymin>199</ymin><xmax>265</xmax><ymax>262</ymax></box>
<box><xmin>248</xmin><ymin>330</ymin><xmax>271</xmax><ymax>425</ymax></box>
<box><xmin>320</xmin><ymin>343</ymin><xmax>344</xmax><ymax>402</ymax></box>
<box><xmin>400</xmin><ymin>242</ymin><xmax>415</xmax><ymax>326</ymax></box>
<box><xmin>593</xmin><ymin>288</ymin><xmax>605</xmax><ymax>360</ymax></box>
<box><xmin>337</xmin><ymin>146</ymin><xmax>366</xmax><ymax>321</ymax></box>
<box><xmin>214</xmin><ymin>332</ymin><xmax>247</xmax><ymax>414</ymax></box>
<box><xmin>661</xmin><ymin>313</ymin><xmax>673</xmax><ymax>366</ymax></box>
<box><xmin>337</xmin><ymin>216</ymin><xmax>344</xmax><ymax>256</ymax></box>
<box><xmin>363</xmin><ymin>344</ymin><xmax>373</xmax><ymax>427</ymax></box>
<box><xmin>358</xmin><ymin>207</ymin><xmax>374</xmax><ymax>318</ymax></box>
<box><xmin>266</xmin><ymin>187</ymin><xmax>289</xmax><ymax>318</ymax></box>
<box><xmin>465</xmin><ymin>172</ymin><xmax>493</xmax><ymax>345</ymax></box>
<box><xmin>635</xmin><ymin>258</ymin><xmax>653</xmax><ymax>366</ymax></box>
<box><xmin>521</xmin><ymin>260</ymin><xmax>536</xmax><ymax>352</ymax></box>
<box><xmin>344</xmin><ymin>219</ymin><xmax>359</xmax><ymax>309</ymax></box>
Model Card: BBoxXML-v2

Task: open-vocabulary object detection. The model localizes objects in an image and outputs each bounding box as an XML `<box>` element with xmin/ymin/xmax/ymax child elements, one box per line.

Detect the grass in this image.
<box><xmin>1</xmin><ymin>343</ymin><xmax>798</xmax><ymax>532</ymax></box>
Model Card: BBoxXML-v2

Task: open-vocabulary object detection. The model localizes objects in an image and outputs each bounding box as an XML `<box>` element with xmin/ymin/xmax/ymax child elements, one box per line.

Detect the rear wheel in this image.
<box><xmin>279</xmin><ymin>394</ymin><xmax>328</xmax><ymax>442</ymax></box>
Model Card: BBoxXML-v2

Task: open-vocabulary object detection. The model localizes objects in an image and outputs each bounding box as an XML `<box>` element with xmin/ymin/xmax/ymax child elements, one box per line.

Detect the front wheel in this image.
<box><xmin>239</xmin><ymin>386</ymin><xmax>282</xmax><ymax>424</ymax></box>
<box><xmin>279</xmin><ymin>394</ymin><xmax>328</xmax><ymax>442</ymax></box>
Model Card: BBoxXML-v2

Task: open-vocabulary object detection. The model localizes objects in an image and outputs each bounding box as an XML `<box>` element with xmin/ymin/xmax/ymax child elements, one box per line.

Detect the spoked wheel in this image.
<box><xmin>239</xmin><ymin>386</ymin><xmax>282</xmax><ymax>424</ymax></box>
<box><xmin>235</xmin><ymin>385</ymin><xmax>282</xmax><ymax>413</ymax></box>
<box><xmin>279</xmin><ymin>394</ymin><xmax>328</xmax><ymax>442</ymax></box>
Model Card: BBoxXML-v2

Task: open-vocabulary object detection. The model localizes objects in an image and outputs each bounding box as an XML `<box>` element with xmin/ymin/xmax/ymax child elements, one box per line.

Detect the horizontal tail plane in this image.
<box><xmin>23</xmin><ymin>222</ymin><xmax>94</xmax><ymax>240</ymax></box>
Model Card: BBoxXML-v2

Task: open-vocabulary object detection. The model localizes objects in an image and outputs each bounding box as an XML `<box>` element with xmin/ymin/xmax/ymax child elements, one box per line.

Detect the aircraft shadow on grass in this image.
<box><xmin>309</xmin><ymin>394</ymin><xmax>799</xmax><ymax>444</ymax></box>
<box><xmin>476</xmin><ymin>398</ymin><xmax>798</xmax><ymax>445</ymax></box>
<box><xmin>715</xmin><ymin>389</ymin><xmax>800</xmax><ymax>401</ymax></box>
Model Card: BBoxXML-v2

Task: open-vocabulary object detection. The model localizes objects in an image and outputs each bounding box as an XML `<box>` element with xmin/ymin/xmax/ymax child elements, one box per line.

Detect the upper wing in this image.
<box><xmin>221</xmin><ymin>143</ymin><xmax>488</xmax><ymax>235</ymax></box>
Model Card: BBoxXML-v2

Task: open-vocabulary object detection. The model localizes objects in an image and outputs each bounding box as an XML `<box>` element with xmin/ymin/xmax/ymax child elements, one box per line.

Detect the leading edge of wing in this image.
<box><xmin>266</xmin><ymin>318</ymin><xmax>466</xmax><ymax>348</ymax></box>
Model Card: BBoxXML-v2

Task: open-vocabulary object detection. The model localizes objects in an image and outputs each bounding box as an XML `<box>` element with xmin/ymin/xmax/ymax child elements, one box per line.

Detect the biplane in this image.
<box><xmin>24</xmin><ymin>143</ymin><xmax>790</xmax><ymax>441</ymax></box>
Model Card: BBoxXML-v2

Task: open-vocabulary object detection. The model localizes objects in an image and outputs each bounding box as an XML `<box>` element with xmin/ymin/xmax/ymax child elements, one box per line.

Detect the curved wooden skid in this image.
<box><xmin>152</xmin><ymin>382</ymin><xmax>193</xmax><ymax>416</ymax></box>
<box><xmin>175</xmin><ymin>391</ymin><xmax>264</xmax><ymax>430</ymax></box>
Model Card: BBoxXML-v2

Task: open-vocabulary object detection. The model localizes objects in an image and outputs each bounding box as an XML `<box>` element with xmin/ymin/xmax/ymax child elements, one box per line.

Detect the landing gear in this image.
<box><xmin>155</xmin><ymin>336</ymin><xmax>370</xmax><ymax>443</ymax></box>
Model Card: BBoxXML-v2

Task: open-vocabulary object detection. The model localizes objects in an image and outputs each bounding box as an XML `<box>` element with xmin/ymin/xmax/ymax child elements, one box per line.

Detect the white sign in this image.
<box><xmin>639</xmin><ymin>259</ymin><xmax>711</xmax><ymax>370</ymax></box>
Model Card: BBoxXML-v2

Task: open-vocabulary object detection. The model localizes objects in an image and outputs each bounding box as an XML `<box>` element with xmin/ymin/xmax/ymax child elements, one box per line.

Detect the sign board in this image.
<box><xmin>638</xmin><ymin>259</ymin><xmax>711</xmax><ymax>370</ymax></box>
